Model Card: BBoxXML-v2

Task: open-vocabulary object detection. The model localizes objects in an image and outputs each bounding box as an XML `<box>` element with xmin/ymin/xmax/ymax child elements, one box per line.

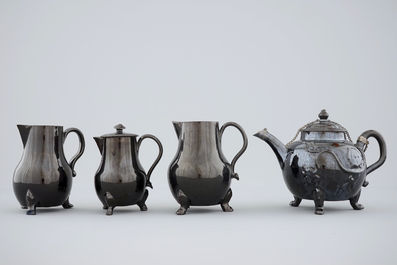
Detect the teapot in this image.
<box><xmin>254</xmin><ymin>109</ymin><xmax>386</xmax><ymax>215</ymax></box>
<box><xmin>94</xmin><ymin>124</ymin><xmax>163</xmax><ymax>215</ymax></box>
<box><xmin>168</xmin><ymin>121</ymin><xmax>248</xmax><ymax>215</ymax></box>
<box><xmin>13</xmin><ymin>124</ymin><xmax>85</xmax><ymax>215</ymax></box>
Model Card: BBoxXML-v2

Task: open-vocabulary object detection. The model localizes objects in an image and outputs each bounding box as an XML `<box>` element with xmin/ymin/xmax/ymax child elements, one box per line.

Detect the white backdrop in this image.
<box><xmin>1</xmin><ymin>1</ymin><xmax>396</xmax><ymax>264</ymax></box>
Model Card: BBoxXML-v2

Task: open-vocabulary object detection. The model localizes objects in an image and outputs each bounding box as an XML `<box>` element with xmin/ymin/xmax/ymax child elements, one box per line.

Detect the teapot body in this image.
<box><xmin>13</xmin><ymin>125</ymin><xmax>85</xmax><ymax>215</ymax></box>
<box><xmin>168</xmin><ymin>121</ymin><xmax>248</xmax><ymax>215</ymax></box>
<box><xmin>283</xmin><ymin>141</ymin><xmax>366</xmax><ymax>201</ymax></box>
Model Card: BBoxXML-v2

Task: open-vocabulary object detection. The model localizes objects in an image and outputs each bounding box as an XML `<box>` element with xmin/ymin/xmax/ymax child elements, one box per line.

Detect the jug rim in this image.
<box><xmin>17</xmin><ymin>124</ymin><xmax>64</xmax><ymax>128</ymax></box>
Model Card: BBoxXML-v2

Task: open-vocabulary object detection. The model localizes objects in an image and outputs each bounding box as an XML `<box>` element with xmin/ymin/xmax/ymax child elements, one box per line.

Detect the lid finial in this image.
<box><xmin>114</xmin><ymin>124</ymin><xmax>125</xmax><ymax>134</ymax></box>
<box><xmin>318</xmin><ymin>109</ymin><xmax>329</xmax><ymax>120</ymax></box>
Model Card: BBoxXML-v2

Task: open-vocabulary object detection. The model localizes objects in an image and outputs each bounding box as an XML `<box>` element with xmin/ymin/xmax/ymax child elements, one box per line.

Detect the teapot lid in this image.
<box><xmin>99</xmin><ymin>124</ymin><xmax>138</xmax><ymax>138</ymax></box>
<box><xmin>299</xmin><ymin>110</ymin><xmax>350</xmax><ymax>142</ymax></box>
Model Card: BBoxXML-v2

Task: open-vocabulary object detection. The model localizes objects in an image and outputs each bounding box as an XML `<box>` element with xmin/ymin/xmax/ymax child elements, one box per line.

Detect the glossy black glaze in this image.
<box><xmin>94</xmin><ymin>125</ymin><xmax>163</xmax><ymax>215</ymax></box>
<box><xmin>168</xmin><ymin>121</ymin><xmax>248</xmax><ymax>215</ymax></box>
<box><xmin>255</xmin><ymin>110</ymin><xmax>387</xmax><ymax>215</ymax></box>
<box><xmin>13</xmin><ymin>125</ymin><xmax>85</xmax><ymax>215</ymax></box>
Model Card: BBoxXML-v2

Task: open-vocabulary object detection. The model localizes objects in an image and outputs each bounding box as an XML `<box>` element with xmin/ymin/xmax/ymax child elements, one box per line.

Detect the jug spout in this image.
<box><xmin>94</xmin><ymin>137</ymin><xmax>104</xmax><ymax>154</ymax></box>
<box><xmin>172</xmin><ymin>121</ymin><xmax>182</xmax><ymax>138</ymax></box>
<box><xmin>17</xmin><ymin>124</ymin><xmax>31</xmax><ymax>148</ymax></box>
<box><xmin>254</xmin><ymin>129</ymin><xmax>288</xmax><ymax>169</ymax></box>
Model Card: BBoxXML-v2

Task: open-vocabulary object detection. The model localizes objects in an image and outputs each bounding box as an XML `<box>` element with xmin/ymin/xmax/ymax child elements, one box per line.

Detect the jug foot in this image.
<box><xmin>289</xmin><ymin>196</ymin><xmax>302</xmax><ymax>207</ymax></box>
<box><xmin>25</xmin><ymin>189</ymin><xmax>36</xmax><ymax>215</ymax></box>
<box><xmin>106</xmin><ymin>206</ymin><xmax>115</xmax><ymax>215</ymax></box>
<box><xmin>349</xmin><ymin>190</ymin><xmax>364</xmax><ymax>210</ymax></box>
<box><xmin>104</xmin><ymin>192</ymin><xmax>116</xmax><ymax>215</ymax></box>
<box><xmin>137</xmin><ymin>190</ymin><xmax>149</xmax><ymax>211</ymax></box>
<box><xmin>313</xmin><ymin>188</ymin><xmax>325</xmax><ymax>215</ymax></box>
<box><xmin>220</xmin><ymin>189</ymin><xmax>234</xmax><ymax>212</ymax></box>
<box><xmin>176</xmin><ymin>189</ymin><xmax>189</xmax><ymax>215</ymax></box>
<box><xmin>62</xmin><ymin>197</ymin><xmax>74</xmax><ymax>209</ymax></box>
<box><xmin>21</xmin><ymin>206</ymin><xmax>27</xmax><ymax>209</ymax></box>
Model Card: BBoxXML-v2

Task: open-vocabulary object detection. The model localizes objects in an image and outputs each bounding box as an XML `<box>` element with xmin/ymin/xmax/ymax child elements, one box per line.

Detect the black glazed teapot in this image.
<box><xmin>94</xmin><ymin>124</ymin><xmax>163</xmax><ymax>215</ymax></box>
<box><xmin>254</xmin><ymin>110</ymin><xmax>387</xmax><ymax>215</ymax></box>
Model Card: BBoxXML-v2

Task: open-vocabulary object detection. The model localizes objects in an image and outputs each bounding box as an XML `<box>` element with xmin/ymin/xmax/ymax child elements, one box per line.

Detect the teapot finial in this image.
<box><xmin>114</xmin><ymin>124</ymin><xmax>125</xmax><ymax>134</ymax></box>
<box><xmin>318</xmin><ymin>109</ymin><xmax>329</xmax><ymax>120</ymax></box>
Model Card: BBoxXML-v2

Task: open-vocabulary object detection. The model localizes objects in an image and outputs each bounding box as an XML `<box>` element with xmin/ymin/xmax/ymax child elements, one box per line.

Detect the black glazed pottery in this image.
<box><xmin>94</xmin><ymin>124</ymin><xmax>163</xmax><ymax>215</ymax></box>
<box><xmin>13</xmin><ymin>125</ymin><xmax>85</xmax><ymax>215</ymax></box>
<box><xmin>168</xmin><ymin>121</ymin><xmax>248</xmax><ymax>215</ymax></box>
<box><xmin>254</xmin><ymin>109</ymin><xmax>387</xmax><ymax>215</ymax></box>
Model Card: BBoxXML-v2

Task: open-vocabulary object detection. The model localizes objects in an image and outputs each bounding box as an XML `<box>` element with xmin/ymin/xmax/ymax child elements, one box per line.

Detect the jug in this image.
<box><xmin>13</xmin><ymin>124</ymin><xmax>85</xmax><ymax>215</ymax></box>
<box><xmin>94</xmin><ymin>124</ymin><xmax>163</xmax><ymax>215</ymax></box>
<box><xmin>168</xmin><ymin>121</ymin><xmax>248</xmax><ymax>215</ymax></box>
<box><xmin>254</xmin><ymin>109</ymin><xmax>387</xmax><ymax>215</ymax></box>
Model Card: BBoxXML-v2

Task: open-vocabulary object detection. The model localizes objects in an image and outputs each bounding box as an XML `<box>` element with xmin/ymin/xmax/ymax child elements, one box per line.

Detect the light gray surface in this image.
<box><xmin>1</xmin><ymin>1</ymin><xmax>396</xmax><ymax>264</ymax></box>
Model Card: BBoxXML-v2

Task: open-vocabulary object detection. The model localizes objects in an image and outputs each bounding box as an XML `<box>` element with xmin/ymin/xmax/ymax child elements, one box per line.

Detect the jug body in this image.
<box><xmin>13</xmin><ymin>125</ymin><xmax>85</xmax><ymax>215</ymax></box>
<box><xmin>94</xmin><ymin>125</ymin><xmax>163</xmax><ymax>215</ymax></box>
<box><xmin>168</xmin><ymin>121</ymin><xmax>247</xmax><ymax>215</ymax></box>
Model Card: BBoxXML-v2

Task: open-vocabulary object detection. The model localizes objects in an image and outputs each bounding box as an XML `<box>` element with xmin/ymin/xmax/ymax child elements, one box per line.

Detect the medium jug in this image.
<box><xmin>94</xmin><ymin>124</ymin><xmax>163</xmax><ymax>215</ymax></box>
<box><xmin>168</xmin><ymin>121</ymin><xmax>248</xmax><ymax>215</ymax></box>
<box><xmin>13</xmin><ymin>125</ymin><xmax>85</xmax><ymax>215</ymax></box>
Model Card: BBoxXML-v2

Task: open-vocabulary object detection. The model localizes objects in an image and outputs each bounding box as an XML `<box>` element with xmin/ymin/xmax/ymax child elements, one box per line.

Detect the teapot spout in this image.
<box><xmin>254</xmin><ymin>129</ymin><xmax>288</xmax><ymax>169</ymax></box>
<box><xmin>172</xmin><ymin>121</ymin><xmax>182</xmax><ymax>138</ymax></box>
<box><xmin>94</xmin><ymin>137</ymin><xmax>104</xmax><ymax>154</ymax></box>
<box><xmin>17</xmin><ymin>124</ymin><xmax>31</xmax><ymax>148</ymax></box>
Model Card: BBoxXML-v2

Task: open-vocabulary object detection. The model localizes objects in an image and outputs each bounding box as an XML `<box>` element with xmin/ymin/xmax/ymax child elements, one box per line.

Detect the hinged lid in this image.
<box><xmin>99</xmin><ymin>124</ymin><xmax>138</xmax><ymax>138</ymax></box>
<box><xmin>300</xmin><ymin>110</ymin><xmax>350</xmax><ymax>142</ymax></box>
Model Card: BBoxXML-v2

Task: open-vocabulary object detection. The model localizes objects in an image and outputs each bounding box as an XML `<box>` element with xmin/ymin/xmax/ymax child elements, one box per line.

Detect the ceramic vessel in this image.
<box><xmin>168</xmin><ymin>121</ymin><xmax>248</xmax><ymax>215</ymax></box>
<box><xmin>13</xmin><ymin>124</ymin><xmax>85</xmax><ymax>215</ymax></box>
<box><xmin>254</xmin><ymin>109</ymin><xmax>387</xmax><ymax>215</ymax></box>
<box><xmin>94</xmin><ymin>124</ymin><xmax>163</xmax><ymax>215</ymax></box>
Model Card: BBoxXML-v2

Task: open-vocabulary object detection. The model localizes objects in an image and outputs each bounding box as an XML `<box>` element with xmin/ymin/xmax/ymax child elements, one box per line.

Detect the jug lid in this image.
<box><xmin>300</xmin><ymin>109</ymin><xmax>349</xmax><ymax>142</ymax></box>
<box><xmin>99</xmin><ymin>124</ymin><xmax>138</xmax><ymax>138</ymax></box>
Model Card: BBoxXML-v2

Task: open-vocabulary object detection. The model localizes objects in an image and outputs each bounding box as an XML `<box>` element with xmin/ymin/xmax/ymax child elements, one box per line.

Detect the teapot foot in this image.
<box><xmin>220</xmin><ymin>189</ymin><xmax>234</xmax><ymax>212</ymax></box>
<box><xmin>25</xmin><ymin>189</ymin><xmax>36</xmax><ymax>215</ymax></box>
<box><xmin>350</xmin><ymin>190</ymin><xmax>364</xmax><ymax>210</ymax></box>
<box><xmin>176</xmin><ymin>189</ymin><xmax>189</xmax><ymax>215</ymax></box>
<box><xmin>315</xmin><ymin>207</ymin><xmax>324</xmax><ymax>215</ymax></box>
<box><xmin>62</xmin><ymin>197</ymin><xmax>74</xmax><ymax>209</ymax></box>
<box><xmin>313</xmin><ymin>188</ymin><xmax>325</xmax><ymax>215</ymax></box>
<box><xmin>137</xmin><ymin>190</ymin><xmax>149</xmax><ymax>211</ymax></box>
<box><xmin>289</xmin><ymin>196</ymin><xmax>302</xmax><ymax>207</ymax></box>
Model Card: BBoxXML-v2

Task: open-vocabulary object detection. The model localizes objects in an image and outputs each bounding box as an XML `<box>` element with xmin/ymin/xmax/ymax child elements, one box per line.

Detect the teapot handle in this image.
<box><xmin>63</xmin><ymin>128</ymin><xmax>85</xmax><ymax>177</ymax></box>
<box><xmin>356</xmin><ymin>130</ymin><xmax>387</xmax><ymax>175</ymax></box>
<box><xmin>137</xmin><ymin>134</ymin><xmax>163</xmax><ymax>189</ymax></box>
<box><xmin>220</xmin><ymin>122</ymin><xmax>248</xmax><ymax>179</ymax></box>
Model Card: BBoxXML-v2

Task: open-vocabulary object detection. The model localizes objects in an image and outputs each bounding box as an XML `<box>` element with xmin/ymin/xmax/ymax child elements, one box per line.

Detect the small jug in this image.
<box><xmin>94</xmin><ymin>124</ymin><xmax>163</xmax><ymax>215</ymax></box>
<box><xmin>13</xmin><ymin>124</ymin><xmax>85</xmax><ymax>215</ymax></box>
<box><xmin>168</xmin><ymin>121</ymin><xmax>248</xmax><ymax>215</ymax></box>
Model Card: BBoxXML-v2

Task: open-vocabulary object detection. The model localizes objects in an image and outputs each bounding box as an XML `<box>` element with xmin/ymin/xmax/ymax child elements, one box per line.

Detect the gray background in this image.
<box><xmin>1</xmin><ymin>1</ymin><xmax>396</xmax><ymax>264</ymax></box>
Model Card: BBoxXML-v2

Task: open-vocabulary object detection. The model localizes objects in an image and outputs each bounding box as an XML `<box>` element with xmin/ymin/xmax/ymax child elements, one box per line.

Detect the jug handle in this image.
<box><xmin>137</xmin><ymin>134</ymin><xmax>163</xmax><ymax>189</ymax></box>
<box><xmin>220</xmin><ymin>122</ymin><xmax>248</xmax><ymax>177</ymax></box>
<box><xmin>356</xmin><ymin>130</ymin><xmax>387</xmax><ymax>176</ymax></box>
<box><xmin>63</xmin><ymin>128</ymin><xmax>86</xmax><ymax>177</ymax></box>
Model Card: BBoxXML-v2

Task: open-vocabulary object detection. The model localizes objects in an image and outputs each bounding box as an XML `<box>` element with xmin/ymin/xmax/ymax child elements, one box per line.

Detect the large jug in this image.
<box><xmin>13</xmin><ymin>125</ymin><xmax>85</xmax><ymax>215</ymax></box>
<box><xmin>168</xmin><ymin>121</ymin><xmax>248</xmax><ymax>215</ymax></box>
